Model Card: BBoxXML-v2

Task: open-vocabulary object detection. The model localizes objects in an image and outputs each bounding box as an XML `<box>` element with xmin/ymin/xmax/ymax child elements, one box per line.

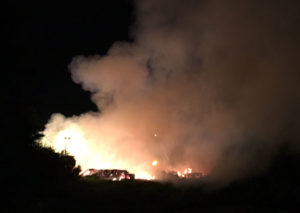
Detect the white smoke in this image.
<box><xmin>42</xmin><ymin>0</ymin><xmax>300</xmax><ymax>183</ymax></box>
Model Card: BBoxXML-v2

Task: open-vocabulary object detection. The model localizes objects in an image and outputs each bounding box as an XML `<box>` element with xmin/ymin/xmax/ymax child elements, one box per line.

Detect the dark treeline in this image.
<box><xmin>1</xmin><ymin>96</ymin><xmax>81</xmax><ymax>212</ymax></box>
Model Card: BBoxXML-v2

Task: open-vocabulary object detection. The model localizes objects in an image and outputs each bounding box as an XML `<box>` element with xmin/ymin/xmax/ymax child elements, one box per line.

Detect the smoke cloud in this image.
<box><xmin>42</xmin><ymin>0</ymin><xmax>300</xmax><ymax>183</ymax></box>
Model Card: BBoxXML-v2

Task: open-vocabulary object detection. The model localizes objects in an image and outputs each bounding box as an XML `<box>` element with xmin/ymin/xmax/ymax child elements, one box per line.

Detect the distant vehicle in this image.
<box><xmin>81</xmin><ymin>169</ymin><xmax>135</xmax><ymax>181</ymax></box>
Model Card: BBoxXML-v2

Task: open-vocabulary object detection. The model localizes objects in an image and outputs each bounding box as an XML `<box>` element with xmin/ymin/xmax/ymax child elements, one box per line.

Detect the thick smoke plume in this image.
<box><xmin>42</xmin><ymin>0</ymin><xmax>300</xmax><ymax>183</ymax></box>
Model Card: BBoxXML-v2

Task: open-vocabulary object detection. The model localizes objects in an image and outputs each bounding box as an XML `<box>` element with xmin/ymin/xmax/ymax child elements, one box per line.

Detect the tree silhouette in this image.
<box><xmin>1</xmin><ymin>95</ymin><xmax>81</xmax><ymax>211</ymax></box>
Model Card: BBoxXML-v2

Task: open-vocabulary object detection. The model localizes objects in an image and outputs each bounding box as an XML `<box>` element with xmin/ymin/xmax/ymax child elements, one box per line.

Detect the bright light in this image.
<box><xmin>152</xmin><ymin>160</ymin><xmax>158</xmax><ymax>166</ymax></box>
<box><xmin>52</xmin><ymin>128</ymin><xmax>88</xmax><ymax>156</ymax></box>
<box><xmin>177</xmin><ymin>168</ymin><xmax>192</xmax><ymax>177</ymax></box>
<box><xmin>135</xmin><ymin>171</ymin><xmax>155</xmax><ymax>180</ymax></box>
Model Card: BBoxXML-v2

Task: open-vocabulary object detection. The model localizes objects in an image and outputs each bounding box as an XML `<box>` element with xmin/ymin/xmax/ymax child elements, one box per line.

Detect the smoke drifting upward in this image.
<box><xmin>42</xmin><ymin>0</ymin><xmax>300</xmax><ymax>183</ymax></box>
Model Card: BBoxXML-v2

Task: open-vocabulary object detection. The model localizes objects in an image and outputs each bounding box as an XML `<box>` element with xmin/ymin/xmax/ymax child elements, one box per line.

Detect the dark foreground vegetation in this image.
<box><xmin>4</xmin><ymin>153</ymin><xmax>298</xmax><ymax>212</ymax></box>
<box><xmin>2</xmin><ymin>101</ymin><xmax>299</xmax><ymax>212</ymax></box>
<box><xmin>3</xmin><ymin>151</ymin><xmax>300</xmax><ymax>212</ymax></box>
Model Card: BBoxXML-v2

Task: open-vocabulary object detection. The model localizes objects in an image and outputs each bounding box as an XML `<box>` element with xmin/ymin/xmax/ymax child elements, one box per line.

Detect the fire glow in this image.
<box><xmin>41</xmin><ymin>119</ymin><xmax>199</xmax><ymax>181</ymax></box>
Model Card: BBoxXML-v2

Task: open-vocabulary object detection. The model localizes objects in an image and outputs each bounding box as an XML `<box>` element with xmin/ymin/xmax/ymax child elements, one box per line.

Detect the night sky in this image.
<box><xmin>6</xmin><ymin>0</ymin><xmax>133</xmax><ymax>124</ymax></box>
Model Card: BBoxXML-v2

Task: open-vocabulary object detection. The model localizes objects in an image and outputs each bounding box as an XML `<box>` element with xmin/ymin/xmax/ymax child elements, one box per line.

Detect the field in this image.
<box><xmin>23</xmin><ymin>172</ymin><xmax>299</xmax><ymax>213</ymax></box>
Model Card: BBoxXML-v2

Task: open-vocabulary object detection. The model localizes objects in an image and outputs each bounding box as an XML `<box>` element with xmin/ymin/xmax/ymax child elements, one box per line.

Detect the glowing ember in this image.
<box><xmin>80</xmin><ymin>169</ymin><xmax>96</xmax><ymax>176</ymax></box>
<box><xmin>177</xmin><ymin>168</ymin><xmax>192</xmax><ymax>177</ymax></box>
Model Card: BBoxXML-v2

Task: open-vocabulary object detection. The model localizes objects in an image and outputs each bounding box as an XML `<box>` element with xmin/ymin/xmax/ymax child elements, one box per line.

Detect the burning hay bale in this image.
<box><xmin>155</xmin><ymin>169</ymin><xmax>203</xmax><ymax>181</ymax></box>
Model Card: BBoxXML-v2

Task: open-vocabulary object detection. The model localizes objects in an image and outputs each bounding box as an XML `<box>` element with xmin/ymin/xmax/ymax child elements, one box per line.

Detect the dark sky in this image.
<box><xmin>5</xmin><ymin>0</ymin><xmax>134</xmax><ymax>124</ymax></box>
